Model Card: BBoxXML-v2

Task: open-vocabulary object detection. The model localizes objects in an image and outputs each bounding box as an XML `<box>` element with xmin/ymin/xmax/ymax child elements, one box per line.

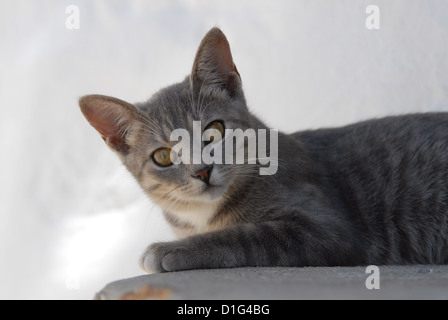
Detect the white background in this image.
<box><xmin>1</xmin><ymin>0</ymin><xmax>447</xmax><ymax>299</ymax></box>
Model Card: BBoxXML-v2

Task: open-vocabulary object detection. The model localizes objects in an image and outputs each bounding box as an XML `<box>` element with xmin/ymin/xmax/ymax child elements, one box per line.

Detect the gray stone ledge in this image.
<box><xmin>95</xmin><ymin>265</ymin><xmax>448</xmax><ymax>300</ymax></box>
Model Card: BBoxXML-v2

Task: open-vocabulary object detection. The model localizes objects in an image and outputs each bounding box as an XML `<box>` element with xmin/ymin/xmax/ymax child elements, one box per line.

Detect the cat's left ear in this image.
<box><xmin>191</xmin><ymin>27</ymin><xmax>241</xmax><ymax>98</ymax></box>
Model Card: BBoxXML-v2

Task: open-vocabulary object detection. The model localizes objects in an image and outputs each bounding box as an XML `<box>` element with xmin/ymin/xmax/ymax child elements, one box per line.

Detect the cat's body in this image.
<box><xmin>80</xmin><ymin>28</ymin><xmax>448</xmax><ymax>273</ymax></box>
<box><xmin>295</xmin><ymin>114</ymin><xmax>448</xmax><ymax>265</ymax></box>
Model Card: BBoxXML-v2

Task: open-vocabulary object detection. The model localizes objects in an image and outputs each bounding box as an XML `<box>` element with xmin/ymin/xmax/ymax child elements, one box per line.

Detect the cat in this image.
<box><xmin>79</xmin><ymin>27</ymin><xmax>448</xmax><ymax>273</ymax></box>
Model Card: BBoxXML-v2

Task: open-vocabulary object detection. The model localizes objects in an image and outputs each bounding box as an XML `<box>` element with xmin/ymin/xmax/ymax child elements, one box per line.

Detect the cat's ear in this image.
<box><xmin>191</xmin><ymin>27</ymin><xmax>241</xmax><ymax>97</ymax></box>
<box><xmin>79</xmin><ymin>94</ymin><xmax>140</xmax><ymax>154</ymax></box>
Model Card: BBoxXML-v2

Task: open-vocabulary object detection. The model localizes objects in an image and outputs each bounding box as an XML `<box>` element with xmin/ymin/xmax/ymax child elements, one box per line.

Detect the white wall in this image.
<box><xmin>1</xmin><ymin>0</ymin><xmax>447</xmax><ymax>299</ymax></box>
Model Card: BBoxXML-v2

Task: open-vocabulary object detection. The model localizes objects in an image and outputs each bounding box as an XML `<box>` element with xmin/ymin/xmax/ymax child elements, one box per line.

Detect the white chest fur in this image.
<box><xmin>165</xmin><ymin>198</ymin><xmax>225</xmax><ymax>238</ymax></box>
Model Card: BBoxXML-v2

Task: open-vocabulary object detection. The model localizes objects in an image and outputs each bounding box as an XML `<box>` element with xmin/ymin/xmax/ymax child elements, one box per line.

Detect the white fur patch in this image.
<box><xmin>168</xmin><ymin>197</ymin><xmax>223</xmax><ymax>231</ymax></box>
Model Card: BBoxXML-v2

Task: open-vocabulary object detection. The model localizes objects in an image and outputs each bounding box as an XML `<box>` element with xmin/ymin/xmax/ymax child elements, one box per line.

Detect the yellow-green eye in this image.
<box><xmin>152</xmin><ymin>148</ymin><xmax>172</xmax><ymax>167</ymax></box>
<box><xmin>204</xmin><ymin>121</ymin><xmax>225</xmax><ymax>142</ymax></box>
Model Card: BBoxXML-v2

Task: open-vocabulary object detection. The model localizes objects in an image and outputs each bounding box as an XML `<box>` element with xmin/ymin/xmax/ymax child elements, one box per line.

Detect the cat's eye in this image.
<box><xmin>204</xmin><ymin>121</ymin><xmax>225</xmax><ymax>143</ymax></box>
<box><xmin>152</xmin><ymin>148</ymin><xmax>173</xmax><ymax>167</ymax></box>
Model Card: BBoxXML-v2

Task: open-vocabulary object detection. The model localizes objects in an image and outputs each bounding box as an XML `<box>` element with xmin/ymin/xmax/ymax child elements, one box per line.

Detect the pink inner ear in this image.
<box><xmin>214</xmin><ymin>37</ymin><xmax>234</xmax><ymax>75</ymax></box>
<box><xmin>80</xmin><ymin>95</ymin><xmax>134</xmax><ymax>153</ymax></box>
<box><xmin>88</xmin><ymin>107</ymin><xmax>130</xmax><ymax>153</ymax></box>
<box><xmin>85</xmin><ymin>106</ymin><xmax>120</xmax><ymax>138</ymax></box>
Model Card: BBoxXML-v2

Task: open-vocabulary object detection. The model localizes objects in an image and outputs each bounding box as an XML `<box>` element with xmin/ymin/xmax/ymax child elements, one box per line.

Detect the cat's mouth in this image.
<box><xmin>187</xmin><ymin>165</ymin><xmax>230</xmax><ymax>201</ymax></box>
<box><xmin>194</xmin><ymin>183</ymin><xmax>227</xmax><ymax>201</ymax></box>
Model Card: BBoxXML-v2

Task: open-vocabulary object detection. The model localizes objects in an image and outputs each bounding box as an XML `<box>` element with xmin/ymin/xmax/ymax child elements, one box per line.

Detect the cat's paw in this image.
<box><xmin>139</xmin><ymin>242</ymin><xmax>193</xmax><ymax>273</ymax></box>
<box><xmin>139</xmin><ymin>243</ymin><xmax>161</xmax><ymax>273</ymax></box>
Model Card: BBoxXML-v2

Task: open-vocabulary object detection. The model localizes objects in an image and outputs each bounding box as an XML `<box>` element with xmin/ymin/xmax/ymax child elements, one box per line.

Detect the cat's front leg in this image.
<box><xmin>139</xmin><ymin>217</ymin><xmax>360</xmax><ymax>273</ymax></box>
<box><xmin>139</xmin><ymin>227</ymin><xmax>248</xmax><ymax>273</ymax></box>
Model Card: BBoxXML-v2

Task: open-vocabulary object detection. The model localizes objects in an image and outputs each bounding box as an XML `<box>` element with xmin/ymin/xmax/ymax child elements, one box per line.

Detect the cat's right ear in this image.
<box><xmin>79</xmin><ymin>94</ymin><xmax>140</xmax><ymax>154</ymax></box>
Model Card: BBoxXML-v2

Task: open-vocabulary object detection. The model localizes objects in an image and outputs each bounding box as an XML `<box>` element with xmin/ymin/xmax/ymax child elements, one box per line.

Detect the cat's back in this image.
<box><xmin>293</xmin><ymin>113</ymin><xmax>448</xmax><ymax>147</ymax></box>
<box><xmin>293</xmin><ymin>113</ymin><xmax>448</xmax><ymax>168</ymax></box>
<box><xmin>291</xmin><ymin>113</ymin><xmax>448</xmax><ymax>264</ymax></box>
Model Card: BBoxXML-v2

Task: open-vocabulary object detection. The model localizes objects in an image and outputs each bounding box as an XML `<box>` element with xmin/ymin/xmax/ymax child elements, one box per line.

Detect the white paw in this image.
<box><xmin>139</xmin><ymin>248</ymin><xmax>160</xmax><ymax>274</ymax></box>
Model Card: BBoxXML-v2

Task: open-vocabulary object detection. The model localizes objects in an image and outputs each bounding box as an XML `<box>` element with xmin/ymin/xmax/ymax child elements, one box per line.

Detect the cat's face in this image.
<box><xmin>80</xmin><ymin>28</ymin><xmax>256</xmax><ymax>212</ymax></box>
<box><xmin>130</xmin><ymin>79</ymin><xmax>254</xmax><ymax>208</ymax></box>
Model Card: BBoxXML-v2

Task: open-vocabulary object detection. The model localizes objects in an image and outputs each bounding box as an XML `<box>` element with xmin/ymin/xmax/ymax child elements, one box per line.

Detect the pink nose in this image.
<box><xmin>193</xmin><ymin>166</ymin><xmax>213</xmax><ymax>184</ymax></box>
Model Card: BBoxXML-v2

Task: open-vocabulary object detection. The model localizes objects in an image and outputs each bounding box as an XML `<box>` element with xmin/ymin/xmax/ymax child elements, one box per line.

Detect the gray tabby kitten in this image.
<box><xmin>80</xmin><ymin>28</ymin><xmax>448</xmax><ymax>273</ymax></box>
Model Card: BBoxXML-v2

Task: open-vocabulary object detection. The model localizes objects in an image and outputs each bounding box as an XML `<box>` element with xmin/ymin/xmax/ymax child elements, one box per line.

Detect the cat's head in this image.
<box><xmin>79</xmin><ymin>28</ymin><xmax>256</xmax><ymax>212</ymax></box>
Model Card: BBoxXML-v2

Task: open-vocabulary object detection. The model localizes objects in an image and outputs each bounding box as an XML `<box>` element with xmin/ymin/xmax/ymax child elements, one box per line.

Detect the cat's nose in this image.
<box><xmin>192</xmin><ymin>165</ymin><xmax>213</xmax><ymax>185</ymax></box>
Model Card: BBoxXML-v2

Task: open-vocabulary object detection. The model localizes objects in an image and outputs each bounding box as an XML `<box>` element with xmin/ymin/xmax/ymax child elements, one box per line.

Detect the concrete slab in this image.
<box><xmin>95</xmin><ymin>265</ymin><xmax>448</xmax><ymax>300</ymax></box>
